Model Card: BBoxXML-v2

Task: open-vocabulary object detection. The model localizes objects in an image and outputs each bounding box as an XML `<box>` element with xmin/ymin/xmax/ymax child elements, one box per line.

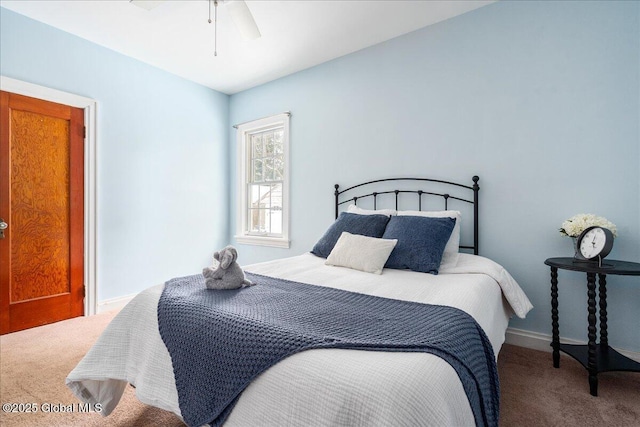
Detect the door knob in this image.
<box><xmin>0</xmin><ymin>218</ymin><xmax>7</xmax><ymax>239</ymax></box>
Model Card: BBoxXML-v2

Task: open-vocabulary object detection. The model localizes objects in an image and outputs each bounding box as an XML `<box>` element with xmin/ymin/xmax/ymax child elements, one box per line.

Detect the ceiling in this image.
<box><xmin>0</xmin><ymin>0</ymin><xmax>494</xmax><ymax>95</ymax></box>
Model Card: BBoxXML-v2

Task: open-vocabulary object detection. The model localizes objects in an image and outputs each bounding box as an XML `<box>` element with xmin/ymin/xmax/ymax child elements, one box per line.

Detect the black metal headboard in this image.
<box><xmin>334</xmin><ymin>176</ymin><xmax>480</xmax><ymax>255</ymax></box>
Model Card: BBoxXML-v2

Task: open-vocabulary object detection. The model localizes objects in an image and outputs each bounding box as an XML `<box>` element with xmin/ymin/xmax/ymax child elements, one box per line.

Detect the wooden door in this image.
<box><xmin>0</xmin><ymin>91</ymin><xmax>84</xmax><ymax>334</ymax></box>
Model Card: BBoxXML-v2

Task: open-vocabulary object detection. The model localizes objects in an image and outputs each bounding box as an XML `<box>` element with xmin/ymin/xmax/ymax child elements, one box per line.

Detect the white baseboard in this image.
<box><xmin>505</xmin><ymin>327</ymin><xmax>640</xmax><ymax>363</ymax></box>
<box><xmin>96</xmin><ymin>293</ymin><xmax>138</xmax><ymax>314</ymax></box>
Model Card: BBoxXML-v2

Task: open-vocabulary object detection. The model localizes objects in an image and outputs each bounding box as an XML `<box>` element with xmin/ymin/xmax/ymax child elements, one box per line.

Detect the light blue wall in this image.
<box><xmin>1</xmin><ymin>8</ymin><xmax>230</xmax><ymax>302</ymax></box>
<box><xmin>230</xmin><ymin>1</ymin><xmax>640</xmax><ymax>351</ymax></box>
<box><xmin>2</xmin><ymin>2</ymin><xmax>637</xmax><ymax>352</ymax></box>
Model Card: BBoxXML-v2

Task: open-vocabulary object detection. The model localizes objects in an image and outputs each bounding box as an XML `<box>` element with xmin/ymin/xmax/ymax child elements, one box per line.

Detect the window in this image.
<box><xmin>235</xmin><ymin>113</ymin><xmax>290</xmax><ymax>248</ymax></box>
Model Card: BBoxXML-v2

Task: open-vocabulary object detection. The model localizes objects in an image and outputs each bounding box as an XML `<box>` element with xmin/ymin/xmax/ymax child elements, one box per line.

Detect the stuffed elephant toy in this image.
<box><xmin>202</xmin><ymin>245</ymin><xmax>253</xmax><ymax>290</ymax></box>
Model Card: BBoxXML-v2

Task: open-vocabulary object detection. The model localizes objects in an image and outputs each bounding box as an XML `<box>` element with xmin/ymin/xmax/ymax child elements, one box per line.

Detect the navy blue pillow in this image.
<box><xmin>382</xmin><ymin>216</ymin><xmax>456</xmax><ymax>275</ymax></box>
<box><xmin>311</xmin><ymin>212</ymin><xmax>390</xmax><ymax>259</ymax></box>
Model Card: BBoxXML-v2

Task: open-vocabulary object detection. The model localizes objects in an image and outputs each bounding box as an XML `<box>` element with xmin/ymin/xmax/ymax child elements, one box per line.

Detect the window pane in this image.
<box><xmin>270</xmin><ymin>183</ymin><xmax>282</xmax><ymax>210</ymax></box>
<box><xmin>252</xmin><ymin>159</ymin><xmax>263</xmax><ymax>182</ymax></box>
<box><xmin>270</xmin><ymin>209</ymin><xmax>282</xmax><ymax>235</ymax></box>
<box><xmin>261</xmin><ymin>184</ymin><xmax>272</xmax><ymax>206</ymax></box>
<box><xmin>265</xmin><ymin>132</ymin><xmax>275</xmax><ymax>156</ymax></box>
<box><xmin>249</xmin><ymin>184</ymin><xmax>261</xmax><ymax>209</ymax></box>
<box><xmin>274</xmin><ymin>130</ymin><xmax>284</xmax><ymax>155</ymax></box>
<box><xmin>260</xmin><ymin>184</ymin><xmax>271</xmax><ymax>207</ymax></box>
<box><xmin>269</xmin><ymin>183</ymin><xmax>282</xmax><ymax>235</ymax></box>
<box><xmin>251</xmin><ymin>134</ymin><xmax>263</xmax><ymax>159</ymax></box>
<box><xmin>263</xmin><ymin>158</ymin><xmax>274</xmax><ymax>181</ymax></box>
<box><xmin>273</xmin><ymin>155</ymin><xmax>284</xmax><ymax>181</ymax></box>
<box><xmin>249</xmin><ymin>209</ymin><xmax>267</xmax><ymax>233</ymax></box>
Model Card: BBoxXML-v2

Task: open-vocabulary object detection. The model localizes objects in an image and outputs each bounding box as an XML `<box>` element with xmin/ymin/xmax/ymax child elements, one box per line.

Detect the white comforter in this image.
<box><xmin>67</xmin><ymin>253</ymin><xmax>532</xmax><ymax>426</ymax></box>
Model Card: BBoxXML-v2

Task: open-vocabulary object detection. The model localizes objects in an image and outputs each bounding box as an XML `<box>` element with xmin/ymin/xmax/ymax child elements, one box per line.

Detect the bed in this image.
<box><xmin>67</xmin><ymin>176</ymin><xmax>533</xmax><ymax>427</ymax></box>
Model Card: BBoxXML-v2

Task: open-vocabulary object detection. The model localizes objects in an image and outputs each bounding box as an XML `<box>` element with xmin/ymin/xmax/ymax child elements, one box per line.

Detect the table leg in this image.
<box><xmin>550</xmin><ymin>267</ymin><xmax>560</xmax><ymax>368</ymax></box>
<box><xmin>598</xmin><ymin>274</ymin><xmax>608</xmax><ymax>348</ymax></box>
<box><xmin>587</xmin><ymin>272</ymin><xmax>598</xmax><ymax>396</ymax></box>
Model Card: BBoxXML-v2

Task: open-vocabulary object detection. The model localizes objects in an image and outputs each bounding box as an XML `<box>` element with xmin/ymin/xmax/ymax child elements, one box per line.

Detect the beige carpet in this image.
<box><xmin>498</xmin><ymin>341</ymin><xmax>640</xmax><ymax>426</ymax></box>
<box><xmin>1</xmin><ymin>311</ymin><xmax>639</xmax><ymax>426</ymax></box>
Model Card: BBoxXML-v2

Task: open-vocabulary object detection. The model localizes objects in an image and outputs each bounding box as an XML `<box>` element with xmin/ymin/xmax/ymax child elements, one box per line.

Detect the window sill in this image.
<box><xmin>235</xmin><ymin>235</ymin><xmax>290</xmax><ymax>249</ymax></box>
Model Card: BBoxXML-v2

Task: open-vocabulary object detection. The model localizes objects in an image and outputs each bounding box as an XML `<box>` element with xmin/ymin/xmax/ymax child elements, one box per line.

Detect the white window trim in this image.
<box><xmin>235</xmin><ymin>113</ymin><xmax>290</xmax><ymax>248</ymax></box>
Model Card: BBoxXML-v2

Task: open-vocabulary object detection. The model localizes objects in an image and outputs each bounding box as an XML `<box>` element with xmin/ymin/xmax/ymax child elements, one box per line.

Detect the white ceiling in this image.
<box><xmin>0</xmin><ymin>1</ymin><xmax>494</xmax><ymax>95</ymax></box>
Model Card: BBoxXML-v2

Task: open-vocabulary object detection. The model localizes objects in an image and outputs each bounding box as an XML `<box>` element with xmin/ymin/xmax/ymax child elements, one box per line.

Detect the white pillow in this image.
<box><xmin>325</xmin><ymin>232</ymin><xmax>398</xmax><ymax>275</ymax></box>
<box><xmin>397</xmin><ymin>210</ymin><xmax>461</xmax><ymax>269</ymax></box>
<box><xmin>347</xmin><ymin>204</ymin><xmax>396</xmax><ymax>217</ymax></box>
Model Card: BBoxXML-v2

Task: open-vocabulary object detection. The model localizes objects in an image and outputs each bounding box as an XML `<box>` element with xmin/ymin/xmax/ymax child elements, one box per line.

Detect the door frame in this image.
<box><xmin>1</xmin><ymin>76</ymin><xmax>98</xmax><ymax>316</ymax></box>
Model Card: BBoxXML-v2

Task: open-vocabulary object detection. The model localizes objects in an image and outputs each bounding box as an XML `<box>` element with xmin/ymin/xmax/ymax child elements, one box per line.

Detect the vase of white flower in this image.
<box><xmin>571</xmin><ymin>237</ymin><xmax>579</xmax><ymax>258</ymax></box>
<box><xmin>560</xmin><ymin>214</ymin><xmax>617</xmax><ymax>258</ymax></box>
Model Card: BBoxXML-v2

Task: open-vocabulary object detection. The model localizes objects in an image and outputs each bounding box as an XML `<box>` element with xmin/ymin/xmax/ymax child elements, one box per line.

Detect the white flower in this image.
<box><xmin>559</xmin><ymin>214</ymin><xmax>617</xmax><ymax>238</ymax></box>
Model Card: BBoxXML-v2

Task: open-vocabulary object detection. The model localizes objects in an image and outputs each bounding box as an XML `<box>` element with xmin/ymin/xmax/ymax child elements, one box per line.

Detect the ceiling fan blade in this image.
<box><xmin>129</xmin><ymin>0</ymin><xmax>165</xmax><ymax>11</ymax></box>
<box><xmin>226</xmin><ymin>0</ymin><xmax>261</xmax><ymax>40</ymax></box>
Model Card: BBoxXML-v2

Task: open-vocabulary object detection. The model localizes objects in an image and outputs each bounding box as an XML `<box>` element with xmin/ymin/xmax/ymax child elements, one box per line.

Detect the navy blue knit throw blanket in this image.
<box><xmin>158</xmin><ymin>272</ymin><xmax>499</xmax><ymax>427</ymax></box>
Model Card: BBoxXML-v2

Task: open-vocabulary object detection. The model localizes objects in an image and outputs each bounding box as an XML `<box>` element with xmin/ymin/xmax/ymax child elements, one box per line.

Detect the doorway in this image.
<box><xmin>1</xmin><ymin>91</ymin><xmax>85</xmax><ymax>333</ymax></box>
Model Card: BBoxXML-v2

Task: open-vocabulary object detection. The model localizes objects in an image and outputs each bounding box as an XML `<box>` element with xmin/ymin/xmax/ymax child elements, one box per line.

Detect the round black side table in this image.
<box><xmin>544</xmin><ymin>257</ymin><xmax>640</xmax><ymax>396</ymax></box>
